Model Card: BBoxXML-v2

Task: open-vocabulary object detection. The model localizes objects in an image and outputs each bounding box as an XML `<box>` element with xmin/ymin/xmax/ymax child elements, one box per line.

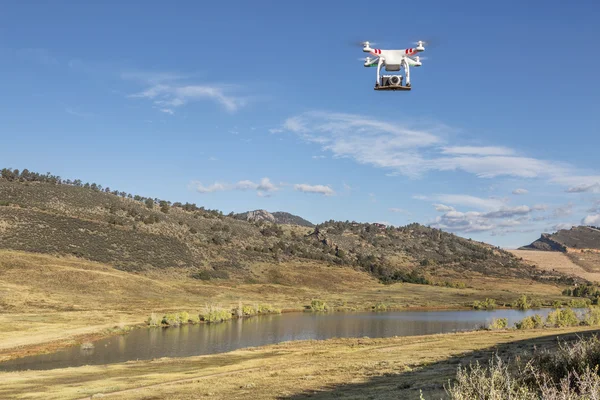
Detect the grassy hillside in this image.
<box><xmin>0</xmin><ymin>170</ymin><xmax>570</xmax><ymax>287</ymax></box>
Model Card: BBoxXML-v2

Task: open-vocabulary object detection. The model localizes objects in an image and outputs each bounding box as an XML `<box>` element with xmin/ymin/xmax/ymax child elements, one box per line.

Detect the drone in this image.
<box><xmin>359</xmin><ymin>40</ymin><xmax>427</xmax><ymax>91</ymax></box>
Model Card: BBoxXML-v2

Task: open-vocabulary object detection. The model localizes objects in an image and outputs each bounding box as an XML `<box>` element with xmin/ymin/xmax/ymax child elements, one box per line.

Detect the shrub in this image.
<box><xmin>310</xmin><ymin>299</ymin><xmax>330</xmax><ymax>312</ymax></box>
<box><xmin>162</xmin><ymin>313</ymin><xmax>181</xmax><ymax>327</ymax></box>
<box><xmin>257</xmin><ymin>304</ymin><xmax>281</xmax><ymax>314</ymax></box>
<box><xmin>583</xmin><ymin>307</ymin><xmax>600</xmax><ymax>326</ymax></box>
<box><xmin>177</xmin><ymin>311</ymin><xmax>190</xmax><ymax>324</ymax></box>
<box><xmin>515</xmin><ymin>314</ymin><xmax>543</xmax><ymax>330</ymax></box>
<box><xmin>242</xmin><ymin>305</ymin><xmax>257</xmax><ymax>316</ymax></box>
<box><xmin>445</xmin><ymin>335</ymin><xmax>600</xmax><ymax>399</ymax></box>
<box><xmin>546</xmin><ymin>308</ymin><xmax>580</xmax><ymax>327</ymax></box>
<box><xmin>189</xmin><ymin>314</ymin><xmax>200</xmax><ymax>324</ymax></box>
<box><xmin>552</xmin><ymin>300</ymin><xmax>563</xmax><ymax>309</ymax></box>
<box><xmin>373</xmin><ymin>302</ymin><xmax>388</xmax><ymax>312</ymax></box>
<box><xmin>569</xmin><ymin>298</ymin><xmax>592</xmax><ymax>308</ymax></box>
<box><xmin>513</xmin><ymin>295</ymin><xmax>530</xmax><ymax>310</ymax></box>
<box><xmin>488</xmin><ymin>318</ymin><xmax>508</xmax><ymax>330</ymax></box>
<box><xmin>146</xmin><ymin>312</ymin><xmax>161</xmax><ymax>327</ymax></box>
<box><xmin>472</xmin><ymin>298</ymin><xmax>497</xmax><ymax>310</ymax></box>
<box><xmin>200</xmin><ymin>304</ymin><xmax>232</xmax><ymax>323</ymax></box>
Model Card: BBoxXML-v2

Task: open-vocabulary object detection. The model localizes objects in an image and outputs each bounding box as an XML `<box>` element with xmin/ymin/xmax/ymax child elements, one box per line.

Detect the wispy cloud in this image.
<box><xmin>276</xmin><ymin>111</ymin><xmax>596</xmax><ymax>185</ymax></box>
<box><xmin>65</xmin><ymin>107</ymin><xmax>93</xmax><ymax>117</ymax></box>
<box><xmin>418</xmin><ymin>194</ymin><xmax>506</xmax><ymax>211</ymax></box>
<box><xmin>124</xmin><ymin>70</ymin><xmax>247</xmax><ymax>113</ymax></box>
<box><xmin>389</xmin><ymin>208</ymin><xmax>411</xmax><ymax>215</ymax></box>
<box><xmin>566</xmin><ymin>183</ymin><xmax>600</xmax><ymax>193</ymax></box>
<box><xmin>294</xmin><ymin>183</ymin><xmax>335</xmax><ymax>196</ymax></box>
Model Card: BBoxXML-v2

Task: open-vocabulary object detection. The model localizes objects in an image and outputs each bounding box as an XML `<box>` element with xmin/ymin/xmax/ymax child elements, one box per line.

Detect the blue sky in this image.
<box><xmin>1</xmin><ymin>0</ymin><xmax>599</xmax><ymax>248</ymax></box>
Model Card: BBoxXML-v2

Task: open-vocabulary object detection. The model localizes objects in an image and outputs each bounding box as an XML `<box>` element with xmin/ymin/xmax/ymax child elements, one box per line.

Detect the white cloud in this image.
<box><xmin>430</xmin><ymin>210</ymin><xmax>495</xmax><ymax>233</ymax></box>
<box><xmin>294</xmin><ymin>184</ymin><xmax>335</xmax><ymax>196</ymax></box>
<box><xmin>429</xmin><ymin>194</ymin><xmax>506</xmax><ymax>211</ymax></box>
<box><xmin>512</xmin><ymin>188</ymin><xmax>529</xmax><ymax>195</ymax></box>
<box><xmin>553</xmin><ymin>203</ymin><xmax>573</xmax><ymax>218</ymax></box>
<box><xmin>441</xmin><ymin>146</ymin><xmax>515</xmax><ymax>156</ymax></box>
<box><xmin>190</xmin><ymin>178</ymin><xmax>279</xmax><ymax>196</ymax></box>
<box><xmin>433</xmin><ymin>204</ymin><xmax>455</xmax><ymax>212</ymax></box>
<box><xmin>553</xmin><ymin>223</ymin><xmax>576</xmax><ymax>231</ymax></box>
<box><xmin>268</xmin><ymin>128</ymin><xmax>283</xmax><ymax>134</ymax></box>
<box><xmin>159</xmin><ymin>108</ymin><xmax>174</xmax><ymax>115</ymax></box>
<box><xmin>582</xmin><ymin>214</ymin><xmax>600</xmax><ymax>226</ymax></box>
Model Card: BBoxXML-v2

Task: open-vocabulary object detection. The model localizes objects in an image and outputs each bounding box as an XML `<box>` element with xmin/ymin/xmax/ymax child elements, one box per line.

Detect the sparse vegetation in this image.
<box><xmin>488</xmin><ymin>318</ymin><xmax>508</xmax><ymax>330</ymax></box>
<box><xmin>373</xmin><ymin>302</ymin><xmax>388</xmax><ymax>312</ymax></box>
<box><xmin>445</xmin><ymin>335</ymin><xmax>600</xmax><ymax>399</ymax></box>
<box><xmin>472</xmin><ymin>298</ymin><xmax>497</xmax><ymax>310</ymax></box>
<box><xmin>515</xmin><ymin>314</ymin><xmax>544</xmax><ymax>330</ymax></box>
<box><xmin>310</xmin><ymin>299</ymin><xmax>330</xmax><ymax>312</ymax></box>
<box><xmin>513</xmin><ymin>294</ymin><xmax>531</xmax><ymax>310</ymax></box>
<box><xmin>546</xmin><ymin>308</ymin><xmax>580</xmax><ymax>327</ymax></box>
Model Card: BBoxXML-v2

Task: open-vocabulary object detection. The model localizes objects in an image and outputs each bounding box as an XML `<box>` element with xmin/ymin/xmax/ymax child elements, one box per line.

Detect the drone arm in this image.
<box><xmin>376</xmin><ymin>57</ymin><xmax>383</xmax><ymax>86</ymax></box>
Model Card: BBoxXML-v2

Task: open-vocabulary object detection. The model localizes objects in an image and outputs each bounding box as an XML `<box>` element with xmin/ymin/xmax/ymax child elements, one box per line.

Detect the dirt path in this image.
<box><xmin>510</xmin><ymin>249</ymin><xmax>600</xmax><ymax>283</ymax></box>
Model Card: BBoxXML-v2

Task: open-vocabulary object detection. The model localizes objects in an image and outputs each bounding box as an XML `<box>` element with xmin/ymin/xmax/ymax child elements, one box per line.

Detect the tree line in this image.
<box><xmin>0</xmin><ymin>167</ymin><xmax>224</xmax><ymax>216</ymax></box>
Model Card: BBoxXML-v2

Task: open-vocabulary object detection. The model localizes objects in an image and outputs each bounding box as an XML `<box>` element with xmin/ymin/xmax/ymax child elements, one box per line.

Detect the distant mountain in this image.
<box><xmin>234</xmin><ymin>210</ymin><xmax>314</xmax><ymax>227</ymax></box>
<box><xmin>520</xmin><ymin>226</ymin><xmax>600</xmax><ymax>252</ymax></box>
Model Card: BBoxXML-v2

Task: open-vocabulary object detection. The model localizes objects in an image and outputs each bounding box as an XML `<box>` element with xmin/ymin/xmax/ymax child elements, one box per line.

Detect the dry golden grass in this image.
<box><xmin>1</xmin><ymin>327</ymin><xmax>598</xmax><ymax>400</ymax></box>
<box><xmin>510</xmin><ymin>249</ymin><xmax>600</xmax><ymax>283</ymax></box>
<box><xmin>0</xmin><ymin>250</ymin><xmax>570</xmax><ymax>362</ymax></box>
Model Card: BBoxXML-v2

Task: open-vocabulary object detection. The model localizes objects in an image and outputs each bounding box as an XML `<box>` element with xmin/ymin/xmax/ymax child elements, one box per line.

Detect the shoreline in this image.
<box><xmin>0</xmin><ymin>304</ymin><xmax>560</xmax><ymax>365</ymax></box>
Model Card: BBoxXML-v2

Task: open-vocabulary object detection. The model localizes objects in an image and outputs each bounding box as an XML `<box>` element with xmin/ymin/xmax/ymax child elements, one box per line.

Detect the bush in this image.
<box><xmin>146</xmin><ymin>312</ymin><xmax>161</xmax><ymax>327</ymax></box>
<box><xmin>569</xmin><ymin>298</ymin><xmax>592</xmax><ymax>308</ymax></box>
<box><xmin>472</xmin><ymin>298</ymin><xmax>497</xmax><ymax>310</ymax></box>
<box><xmin>552</xmin><ymin>300</ymin><xmax>563</xmax><ymax>309</ymax></box>
<box><xmin>162</xmin><ymin>313</ymin><xmax>181</xmax><ymax>327</ymax></box>
<box><xmin>515</xmin><ymin>314</ymin><xmax>543</xmax><ymax>330</ymax></box>
<box><xmin>373</xmin><ymin>302</ymin><xmax>388</xmax><ymax>312</ymax></box>
<box><xmin>177</xmin><ymin>311</ymin><xmax>190</xmax><ymax>324</ymax></box>
<box><xmin>583</xmin><ymin>307</ymin><xmax>600</xmax><ymax>326</ymax></box>
<box><xmin>488</xmin><ymin>318</ymin><xmax>508</xmax><ymax>330</ymax></box>
<box><xmin>189</xmin><ymin>314</ymin><xmax>200</xmax><ymax>324</ymax></box>
<box><xmin>200</xmin><ymin>304</ymin><xmax>232</xmax><ymax>323</ymax></box>
<box><xmin>257</xmin><ymin>304</ymin><xmax>281</xmax><ymax>314</ymax></box>
<box><xmin>310</xmin><ymin>299</ymin><xmax>330</xmax><ymax>312</ymax></box>
<box><xmin>513</xmin><ymin>295</ymin><xmax>530</xmax><ymax>310</ymax></box>
<box><xmin>445</xmin><ymin>335</ymin><xmax>600</xmax><ymax>399</ymax></box>
<box><xmin>546</xmin><ymin>308</ymin><xmax>581</xmax><ymax>327</ymax></box>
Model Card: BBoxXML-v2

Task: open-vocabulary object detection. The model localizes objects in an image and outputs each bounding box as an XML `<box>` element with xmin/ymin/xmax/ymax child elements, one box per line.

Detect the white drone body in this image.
<box><xmin>361</xmin><ymin>40</ymin><xmax>426</xmax><ymax>90</ymax></box>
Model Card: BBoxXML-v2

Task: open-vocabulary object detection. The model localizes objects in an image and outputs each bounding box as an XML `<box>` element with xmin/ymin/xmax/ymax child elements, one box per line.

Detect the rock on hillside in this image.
<box><xmin>520</xmin><ymin>226</ymin><xmax>600</xmax><ymax>252</ymax></box>
<box><xmin>234</xmin><ymin>210</ymin><xmax>314</xmax><ymax>227</ymax></box>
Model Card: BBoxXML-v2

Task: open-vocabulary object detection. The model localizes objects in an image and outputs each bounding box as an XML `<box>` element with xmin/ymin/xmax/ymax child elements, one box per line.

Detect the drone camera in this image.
<box><xmin>381</xmin><ymin>75</ymin><xmax>403</xmax><ymax>87</ymax></box>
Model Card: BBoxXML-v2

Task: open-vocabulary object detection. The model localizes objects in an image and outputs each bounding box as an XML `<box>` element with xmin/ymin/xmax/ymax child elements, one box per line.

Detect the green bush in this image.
<box><xmin>310</xmin><ymin>299</ymin><xmax>330</xmax><ymax>312</ymax></box>
<box><xmin>161</xmin><ymin>313</ymin><xmax>181</xmax><ymax>326</ymax></box>
<box><xmin>568</xmin><ymin>298</ymin><xmax>592</xmax><ymax>308</ymax></box>
<box><xmin>373</xmin><ymin>302</ymin><xmax>388</xmax><ymax>312</ymax></box>
<box><xmin>515</xmin><ymin>314</ymin><xmax>543</xmax><ymax>330</ymax></box>
<box><xmin>552</xmin><ymin>300</ymin><xmax>563</xmax><ymax>309</ymax></box>
<box><xmin>257</xmin><ymin>304</ymin><xmax>281</xmax><ymax>314</ymax></box>
<box><xmin>546</xmin><ymin>308</ymin><xmax>580</xmax><ymax>327</ymax></box>
<box><xmin>189</xmin><ymin>314</ymin><xmax>200</xmax><ymax>324</ymax></box>
<box><xmin>177</xmin><ymin>311</ymin><xmax>190</xmax><ymax>324</ymax></box>
<box><xmin>200</xmin><ymin>305</ymin><xmax>233</xmax><ymax>323</ymax></box>
<box><xmin>488</xmin><ymin>318</ymin><xmax>508</xmax><ymax>330</ymax></box>
<box><xmin>583</xmin><ymin>307</ymin><xmax>600</xmax><ymax>326</ymax></box>
<box><xmin>472</xmin><ymin>298</ymin><xmax>497</xmax><ymax>310</ymax></box>
<box><xmin>513</xmin><ymin>295</ymin><xmax>530</xmax><ymax>310</ymax></box>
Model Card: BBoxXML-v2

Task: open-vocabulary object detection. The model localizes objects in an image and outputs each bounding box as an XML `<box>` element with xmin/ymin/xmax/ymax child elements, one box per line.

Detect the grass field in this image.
<box><xmin>510</xmin><ymin>249</ymin><xmax>600</xmax><ymax>283</ymax></box>
<box><xmin>0</xmin><ymin>250</ymin><xmax>571</xmax><ymax>362</ymax></box>
<box><xmin>1</xmin><ymin>327</ymin><xmax>598</xmax><ymax>400</ymax></box>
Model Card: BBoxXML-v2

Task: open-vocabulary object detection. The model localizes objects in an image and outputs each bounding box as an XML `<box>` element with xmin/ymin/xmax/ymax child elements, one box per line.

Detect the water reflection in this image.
<box><xmin>0</xmin><ymin>308</ymin><xmax>563</xmax><ymax>372</ymax></box>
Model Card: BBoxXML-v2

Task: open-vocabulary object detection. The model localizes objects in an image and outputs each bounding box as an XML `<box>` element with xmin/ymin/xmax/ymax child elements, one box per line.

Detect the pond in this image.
<box><xmin>0</xmin><ymin>308</ymin><xmax>564</xmax><ymax>371</ymax></box>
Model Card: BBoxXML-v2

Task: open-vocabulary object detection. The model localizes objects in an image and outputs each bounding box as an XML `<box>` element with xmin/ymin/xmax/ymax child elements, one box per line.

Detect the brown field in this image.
<box><xmin>510</xmin><ymin>249</ymin><xmax>600</xmax><ymax>283</ymax></box>
<box><xmin>1</xmin><ymin>327</ymin><xmax>598</xmax><ymax>400</ymax></box>
<box><xmin>0</xmin><ymin>250</ymin><xmax>570</xmax><ymax>362</ymax></box>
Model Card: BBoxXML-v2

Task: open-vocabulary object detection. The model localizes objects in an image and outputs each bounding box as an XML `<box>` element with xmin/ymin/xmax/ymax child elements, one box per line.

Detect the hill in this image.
<box><xmin>233</xmin><ymin>209</ymin><xmax>314</xmax><ymax>227</ymax></box>
<box><xmin>0</xmin><ymin>168</ymin><xmax>569</xmax><ymax>287</ymax></box>
<box><xmin>520</xmin><ymin>226</ymin><xmax>600</xmax><ymax>252</ymax></box>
